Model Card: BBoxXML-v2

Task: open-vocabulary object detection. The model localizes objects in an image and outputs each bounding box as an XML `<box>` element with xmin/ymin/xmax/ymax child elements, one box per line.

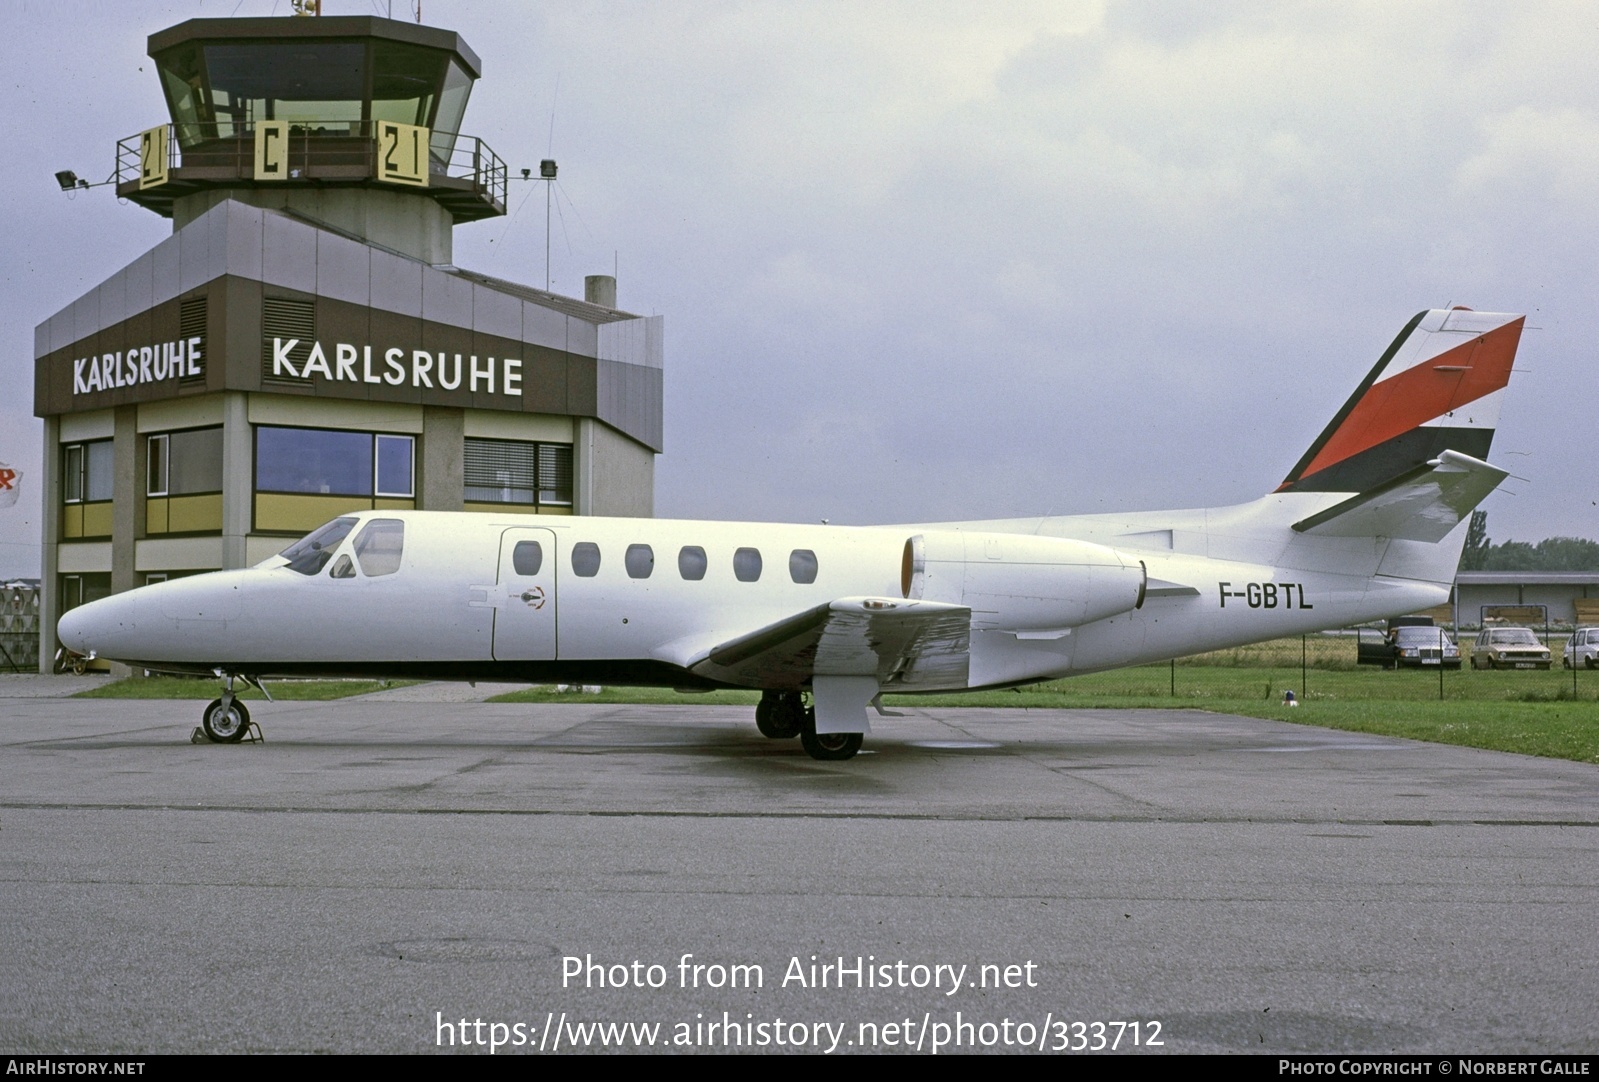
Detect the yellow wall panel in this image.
<box><xmin>62</xmin><ymin>504</ymin><xmax>84</xmax><ymax>539</ymax></box>
<box><xmin>372</xmin><ymin>498</ymin><xmax>417</xmax><ymax>512</ymax></box>
<box><xmin>463</xmin><ymin>501</ymin><xmax>539</xmax><ymax>516</ymax></box>
<box><xmin>81</xmin><ymin>502</ymin><xmax>114</xmax><ymax>538</ymax></box>
<box><xmin>146</xmin><ymin>498</ymin><xmax>169</xmax><ymax>534</ymax></box>
<box><xmin>461</xmin><ymin>502</ymin><xmax>572</xmax><ymax>516</ymax></box>
<box><xmin>255</xmin><ymin>493</ymin><xmax>373</xmax><ymax>533</ymax></box>
<box><xmin>167</xmin><ymin>494</ymin><xmax>223</xmax><ymax>533</ymax></box>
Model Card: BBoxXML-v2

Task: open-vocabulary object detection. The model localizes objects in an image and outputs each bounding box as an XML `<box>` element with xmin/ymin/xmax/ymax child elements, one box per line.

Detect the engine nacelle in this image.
<box><xmin>902</xmin><ymin>530</ymin><xmax>1146</xmax><ymax>631</ymax></box>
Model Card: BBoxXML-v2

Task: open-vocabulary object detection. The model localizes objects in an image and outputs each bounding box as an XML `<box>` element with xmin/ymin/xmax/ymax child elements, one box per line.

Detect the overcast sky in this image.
<box><xmin>3</xmin><ymin>0</ymin><xmax>1596</xmax><ymax>580</ymax></box>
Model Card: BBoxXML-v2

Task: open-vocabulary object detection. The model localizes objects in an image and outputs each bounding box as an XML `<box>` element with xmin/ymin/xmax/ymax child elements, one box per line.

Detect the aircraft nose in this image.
<box><xmin>57</xmin><ymin>591</ymin><xmax>136</xmax><ymax>657</ymax></box>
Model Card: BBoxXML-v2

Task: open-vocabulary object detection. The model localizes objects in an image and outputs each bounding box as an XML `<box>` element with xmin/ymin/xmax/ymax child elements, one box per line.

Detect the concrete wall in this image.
<box><xmin>36</xmin><ymin>416</ymin><xmax>59</xmax><ymax>673</ymax></box>
<box><xmin>112</xmin><ymin>407</ymin><xmax>139</xmax><ymax>594</ymax></box>
<box><xmin>576</xmin><ymin>418</ymin><xmax>655</xmax><ymax>517</ymax></box>
<box><xmin>173</xmin><ymin>188</ymin><xmax>454</xmax><ymax>266</ymax></box>
<box><xmin>220</xmin><ymin>392</ymin><xmax>253</xmax><ymax>569</ymax></box>
<box><xmin>420</xmin><ymin>406</ymin><xmax>465</xmax><ymax>512</ymax></box>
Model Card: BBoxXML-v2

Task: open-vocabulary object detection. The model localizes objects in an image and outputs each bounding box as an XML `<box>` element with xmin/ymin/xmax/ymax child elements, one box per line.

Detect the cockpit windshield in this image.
<box><xmin>279</xmin><ymin>517</ymin><xmax>358</xmax><ymax>576</ymax></box>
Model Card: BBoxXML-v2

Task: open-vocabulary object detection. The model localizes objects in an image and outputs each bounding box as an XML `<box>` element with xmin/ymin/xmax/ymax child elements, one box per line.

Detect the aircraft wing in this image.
<box><xmin>1290</xmin><ymin>450</ymin><xmax>1509</xmax><ymax>541</ymax></box>
<box><xmin>687</xmin><ymin>597</ymin><xmax>971</xmax><ymax>691</ymax></box>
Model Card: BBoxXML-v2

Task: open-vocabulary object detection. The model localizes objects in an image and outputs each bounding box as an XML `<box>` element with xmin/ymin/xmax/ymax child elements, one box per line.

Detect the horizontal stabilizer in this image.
<box><xmin>1290</xmin><ymin>450</ymin><xmax>1508</xmax><ymax>541</ymax></box>
<box><xmin>689</xmin><ymin>597</ymin><xmax>971</xmax><ymax>690</ymax></box>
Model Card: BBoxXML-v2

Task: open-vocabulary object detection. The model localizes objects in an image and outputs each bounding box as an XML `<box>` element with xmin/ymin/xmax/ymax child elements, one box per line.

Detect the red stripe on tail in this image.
<box><xmin>1293</xmin><ymin>318</ymin><xmax>1522</xmax><ymax>484</ymax></box>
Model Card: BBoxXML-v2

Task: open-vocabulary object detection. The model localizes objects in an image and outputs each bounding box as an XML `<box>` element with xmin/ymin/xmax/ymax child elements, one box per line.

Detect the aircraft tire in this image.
<box><xmin>202</xmin><ymin>698</ymin><xmax>251</xmax><ymax>743</ymax></box>
<box><xmin>800</xmin><ymin>727</ymin><xmax>863</xmax><ymax>761</ymax></box>
<box><xmin>755</xmin><ymin>694</ymin><xmax>802</xmax><ymax>739</ymax></box>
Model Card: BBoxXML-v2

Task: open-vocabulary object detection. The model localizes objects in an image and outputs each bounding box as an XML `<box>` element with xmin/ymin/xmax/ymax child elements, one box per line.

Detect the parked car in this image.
<box><xmin>1470</xmin><ymin>627</ymin><xmax>1552</xmax><ymax>670</ymax></box>
<box><xmin>1357</xmin><ymin>618</ymin><xmax>1461</xmax><ymax>669</ymax></box>
<box><xmin>1562</xmin><ymin>627</ymin><xmax>1599</xmax><ymax>669</ymax></box>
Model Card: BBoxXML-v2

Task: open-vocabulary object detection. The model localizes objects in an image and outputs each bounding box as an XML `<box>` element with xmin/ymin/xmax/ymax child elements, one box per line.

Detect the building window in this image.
<box><xmin>147</xmin><ymin>428</ymin><xmax>223</xmax><ymax>497</ymax></box>
<box><xmin>63</xmin><ymin>440</ymin><xmax>114</xmax><ymax>504</ymax></box>
<box><xmin>255</xmin><ymin>427</ymin><xmax>414</xmax><ymax>499</ymax></box>
<box><xmin>146</xmin><ymin>427</ymin><xmax>225</xmax><ymax>536</ymax></box>
<box><xmin>60</xmin><ymin>573</ymin><xmax>111</xmax><ymax>612</ymax></box>
<box><xmin>61</xmin><ymin>440</ymin><xmax>113</xmax><ymax>540</ymax></box>
<box><xmin>463</xmin><ymin>438</ymin><xmax>573</xmax><ymax>510</ymax></box>
<box><xmin>254</xmin><ymin>426</ymin><xmax>415</xmax><ymax>534</ymax></box>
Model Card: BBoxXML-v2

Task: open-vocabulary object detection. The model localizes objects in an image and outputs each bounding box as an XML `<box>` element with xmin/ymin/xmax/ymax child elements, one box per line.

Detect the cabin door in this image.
<box><xmin>492</xmin><ymin>527</ymin><xmax>558</xmax><ymax>660</ymax></box>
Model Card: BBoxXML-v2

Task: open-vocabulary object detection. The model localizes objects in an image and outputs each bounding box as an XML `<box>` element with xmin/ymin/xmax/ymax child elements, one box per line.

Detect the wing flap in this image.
<box><xmin>1291</xmin><ymin>450</ymin><xmax>1508</xmax><ymax>541</ymax></box>
<box><xmin>689</xmin><ymin>597</ymin><xmax>971</xmax><ymax>690</ymax></box>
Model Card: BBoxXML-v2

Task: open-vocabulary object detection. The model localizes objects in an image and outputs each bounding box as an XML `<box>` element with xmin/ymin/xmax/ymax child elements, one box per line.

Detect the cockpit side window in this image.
<box><xmin>280</xmin><ymin>517</ymin><xmax>358</xmax><ymax>576</ymax></box>
<box><xmin>329</xmin><ymin>554</ymin><xmax>356</xmax><ymax>579</ymax></box>
<box><xmin>353</xmin><ymin>518</ymin><xmax>405</xmax><ymax>577</ymax></box>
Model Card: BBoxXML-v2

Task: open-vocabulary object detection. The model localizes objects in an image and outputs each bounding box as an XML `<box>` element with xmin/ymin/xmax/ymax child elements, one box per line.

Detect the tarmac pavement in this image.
<box><xmin>1</xmin><ymin>682</ymin><xmax>1595</xmax><ymax>1054</ymax></box>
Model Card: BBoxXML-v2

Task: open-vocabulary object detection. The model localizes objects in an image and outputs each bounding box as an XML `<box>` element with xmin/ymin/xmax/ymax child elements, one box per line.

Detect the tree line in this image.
<box><xmin>1459</xmin><ymin>511</ymin><xmax>1599</xmax><ymax>571</ymax></box>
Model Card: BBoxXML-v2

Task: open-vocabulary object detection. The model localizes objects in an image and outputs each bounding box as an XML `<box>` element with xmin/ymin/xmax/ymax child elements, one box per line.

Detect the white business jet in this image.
<box><xmin>57</xmin><ymin>308</ymin><xmax>1524</xmax><ymax>760</ymax></box>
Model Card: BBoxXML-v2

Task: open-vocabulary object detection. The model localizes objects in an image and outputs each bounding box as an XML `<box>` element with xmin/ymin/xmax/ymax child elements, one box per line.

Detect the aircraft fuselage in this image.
<box><xmin>59</xmin><ymin>505</ymin><xmax>1451</xmax><ymax>692</ymax></box>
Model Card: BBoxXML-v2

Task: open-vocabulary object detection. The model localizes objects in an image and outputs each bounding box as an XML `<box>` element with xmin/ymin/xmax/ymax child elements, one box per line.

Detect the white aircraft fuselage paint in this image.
<box><xmin>57</xmin><ymin>497</ymin><xmax>1451</xmax><ymax>690</ymax></box>
<box><xmin>53</xmin><ymin>308</ymin><xmax>1525</xmax><ymax>753</ymax></box>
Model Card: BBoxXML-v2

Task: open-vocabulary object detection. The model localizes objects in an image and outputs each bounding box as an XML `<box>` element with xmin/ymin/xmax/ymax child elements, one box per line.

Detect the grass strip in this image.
<box><xmin>75</xmin><ymin>676</ymin><xmax>417</xmax><ymax>701</ymax></box>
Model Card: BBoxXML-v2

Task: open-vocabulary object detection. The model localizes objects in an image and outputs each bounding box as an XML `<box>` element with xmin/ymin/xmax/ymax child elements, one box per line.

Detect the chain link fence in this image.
<box><xmin>0</xmin><ymin>584</ymin><xmax>41</xmax><ymax>673</ymax></box>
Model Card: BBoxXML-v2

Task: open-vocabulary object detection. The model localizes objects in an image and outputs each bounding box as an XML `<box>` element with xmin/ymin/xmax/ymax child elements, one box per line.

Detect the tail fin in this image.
<box><xmin>1278</xmin><ymin>308</ymin><xmax>1525</xmax><ymax>495</ymax></box>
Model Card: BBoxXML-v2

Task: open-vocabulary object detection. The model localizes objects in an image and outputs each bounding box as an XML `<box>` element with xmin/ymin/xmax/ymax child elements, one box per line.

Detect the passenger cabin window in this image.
<box><xmin>626</xmin><ymin>544</ymin><xmax>654</xmax><ymax>579</ymax></box>
<box><xmin>789</xmin><ymin>549</ymin><xmax>818</xmax><ymax>584</ymax></box>
<box><xmin>512</xmin><ymin>540</ymin><xmax>543</xmax><ymax>576</ymax></box>
<box><xmin>353</xmin><ymin>519</ymin><xmax>404</xmax><ymax>577</ymax></box>
<box><xmin>734</xmin><ymin>547</ymin><xmax>763</xmax><ymax>583</ymax></box>
<box><xmin>572</xmin><ymin>542</ymin><xmax>601</xmax><ymax>577</ymax></box>
<box><xmin>678</xmin><ymin>546</ymin><xmax>707</xmax><ymax>581</ymax></box>
<box><xmin>280</xmin><ymin>517</ymin><xmax>358</xmax><ymax>576</ymax></box>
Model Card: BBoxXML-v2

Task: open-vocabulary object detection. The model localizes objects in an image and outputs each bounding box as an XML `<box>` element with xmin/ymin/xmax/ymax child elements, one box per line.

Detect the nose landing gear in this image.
<box><xmin>201</xmin><ymin>695</ymin><xmax>252</xmax><ymax>743</ymax></box>
<box><xmin>192</xmin><ymin>672</ymin><xmax>267</xmax><ymax>744</ymax></box>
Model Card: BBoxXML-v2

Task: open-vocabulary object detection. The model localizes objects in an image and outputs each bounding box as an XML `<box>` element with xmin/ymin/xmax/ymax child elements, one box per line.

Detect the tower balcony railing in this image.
<box><xmin>114</xmin><ymin>120</ymin><xmax>508</xmax><ymax>222</ymax></box>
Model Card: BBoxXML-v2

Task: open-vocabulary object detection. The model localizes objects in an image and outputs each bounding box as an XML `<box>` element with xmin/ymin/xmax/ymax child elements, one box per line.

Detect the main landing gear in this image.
<box><xmin>755</xmin><ymin>690</ymin><xmax>864</xmax><ymax>761</ymax></box>
<box><xmin>194</xmin><ymin>672</ymin><xmax>266</xmax><ymax>744</ymax></box>
<box><xmin>755</xmin><ymin>691</ymin><xmax>804</xmax><ymax>739</ymax></box>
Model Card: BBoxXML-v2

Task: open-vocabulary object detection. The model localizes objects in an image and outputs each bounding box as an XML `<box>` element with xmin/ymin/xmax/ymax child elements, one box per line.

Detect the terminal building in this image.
<box><xmin>32</xmin><ymin>14</ymin><xmax>663</xmax><ymax>671</ymax></box>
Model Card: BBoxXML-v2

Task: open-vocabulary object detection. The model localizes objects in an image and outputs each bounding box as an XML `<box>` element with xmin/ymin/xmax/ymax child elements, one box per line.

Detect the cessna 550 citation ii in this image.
<box><xmin>58</xmin><ymin>308</ymin><xmax>1524</xmax><ymax>760</ymax></box>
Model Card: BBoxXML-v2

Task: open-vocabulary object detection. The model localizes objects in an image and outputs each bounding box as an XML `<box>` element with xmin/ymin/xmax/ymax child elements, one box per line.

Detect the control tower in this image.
<box><xmin>34</xmin><ymin>14</ymin><xmax>663</xmax><ymax>671</ymax></box>
<box><xmin>124</xmin><ymin>16</ymin><xmax>503</xmax><ymax>261</ymax></box>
